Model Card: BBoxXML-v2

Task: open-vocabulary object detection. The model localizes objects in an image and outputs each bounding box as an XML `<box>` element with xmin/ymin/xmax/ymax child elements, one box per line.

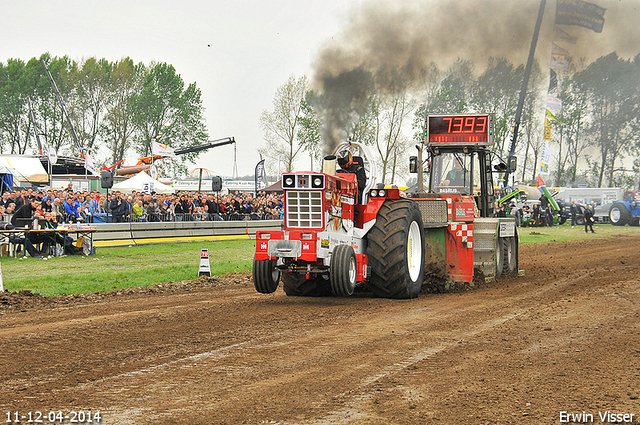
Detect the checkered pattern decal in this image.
<box><xmin>449</xmin><ymin>223</ymin><xmax>474</xmax><ymax>249</ymax></box>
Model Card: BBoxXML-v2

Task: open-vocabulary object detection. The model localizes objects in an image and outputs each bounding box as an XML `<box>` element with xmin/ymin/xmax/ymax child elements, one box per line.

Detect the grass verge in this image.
<box><xmin>1</xmin><ymin>239</ymin><xmax>255</xmax><ymax>296</ymax></box>
<box><xmin>518</xmin><ymin>222</ymin><xmax>639</xmax><ymax>244</ymax></box>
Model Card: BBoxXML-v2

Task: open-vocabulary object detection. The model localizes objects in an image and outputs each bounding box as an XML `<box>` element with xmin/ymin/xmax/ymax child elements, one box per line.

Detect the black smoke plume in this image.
<box><xmin>312</xmin><ymin>0</ymin><xmax>640</xmax><ymax>154</ymax></box>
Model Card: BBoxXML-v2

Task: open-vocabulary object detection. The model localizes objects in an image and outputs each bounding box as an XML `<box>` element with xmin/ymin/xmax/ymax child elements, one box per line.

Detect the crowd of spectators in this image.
<box><xmin>0</xmin><ymin>187</ymin><xmax>284</xmax><ymax>224</ymax></box>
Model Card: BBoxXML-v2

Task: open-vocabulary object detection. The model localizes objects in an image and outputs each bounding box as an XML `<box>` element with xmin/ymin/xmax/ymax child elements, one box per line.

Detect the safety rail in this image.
<box><xmin>90</xmin><ymin>219</ymin><xmax>283</xmax><ymax>247</ymax></box>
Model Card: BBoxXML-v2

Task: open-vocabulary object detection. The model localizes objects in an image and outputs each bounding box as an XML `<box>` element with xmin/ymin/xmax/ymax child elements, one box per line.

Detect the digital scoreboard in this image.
<box><xmin>426</xmin><ymin>114</ymin><xmax>495</xmax><ymax>146</ymax></box>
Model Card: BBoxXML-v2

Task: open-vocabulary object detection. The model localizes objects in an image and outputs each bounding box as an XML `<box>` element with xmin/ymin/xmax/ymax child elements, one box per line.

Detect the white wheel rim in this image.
<box><xmin>610</xmin><ymin>208</ymin><xmax>620</xmax><ymax>222</ymax></box>
<box><xmin>348</xmin><ymin>256</ymin><xmax>357</xmax><ymax>285</ymax></box>
<box><xmin>407</xmin><ymin>221</ymin><xmax>422</xmax><ymax>281</ymax></box>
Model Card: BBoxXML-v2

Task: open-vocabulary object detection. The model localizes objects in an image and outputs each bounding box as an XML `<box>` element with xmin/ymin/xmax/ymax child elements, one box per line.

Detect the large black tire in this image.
<box><xmin>252</xmin><ymin>258</ymin><xmax>280</xmax><ymax>293</ymax></box>
<box><xmin>609</xmin><ymin>203</ymin><xmax>630</xmax><ymax>226</ymax></box>
<box><xmin>502</xmin><ymin>236</ymin><xmax>518</xmax><ymax>276</ymax></box>
<box><xmin>330</xmin><ymin>244</ymin><xmax>357</xmax><ymax>297</ymax></box>
<box><xmin>367</xmin><ymin>199</ymin><xmax>425</xmax><ymax>299</ymax></box>
<box><xmin>495</xmin><ymin>237</ymin><xmax>505</xmax><ymax>278</ymax></box>
<box><xmin>282</xmin><ymin>273</ymin><xmax>331</xmax><ymax>297</ymax></box>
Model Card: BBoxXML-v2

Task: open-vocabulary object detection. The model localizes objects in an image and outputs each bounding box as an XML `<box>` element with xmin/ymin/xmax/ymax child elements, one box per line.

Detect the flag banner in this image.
<box><xmin>547</xmin><ymin>96</ymin><xmax>563</xmax><ymax>110</ymax></box>
<box><xmin>554</xmin><ymin>27</ymin><xmax>577</xmax><ymax>44</ymax></box>
<box><xmin>552</xmin><ymin>43</ymin><xmax>569</xmax><ymax>56</ymax></box>
<box><xmin>540</xmin><ymin>143</ymin><xmax>553</xmax><ymax>175</ymax></box>
<box><xmin>254</xmin><ymin>159</ymin><xmax>266</xmax><ymax>194</ymax></box>
<box><xmin>543</xmin><ymin>118</ymin><xmax>553</xmax><ymax>141</ymax></box>
<box><xmin>84</xmin><ymin>151</ymin><xmax>100</xmax><ymax>177</ymax></box>
<box><xmin>152</xmin><ymin>141</ymin><xmax>176</xmax><ymax>157</ymax></box>
<box><xmin>537</xmin><ymin>175</ymin><xmax>546</xmax><ymax>187</ymax></box>
<box><xmin>546</xmin><ymin>109</ymin><xmax>564</xmax><ymax>124</ymax></box>
<box><xmin>550</xmin><ymin>55</ymin><xmax>569</xmax><ymax>70</ymax></box>
<box><xmin>555</xmin><ymin>0</ymin><xmax>606</xmax><ymax>33</ymax></box>
<box><xmin>548</xmin><ymin>69</ymin><xmax>558</xmax><ymax>94</ymax></box>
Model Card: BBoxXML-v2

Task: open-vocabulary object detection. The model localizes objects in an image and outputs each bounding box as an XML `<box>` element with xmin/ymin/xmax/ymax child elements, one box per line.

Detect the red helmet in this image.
<box><xmin>337</xmin><ymin>150</ymin><xmax>353</xmax><ymax>169</ymax></box>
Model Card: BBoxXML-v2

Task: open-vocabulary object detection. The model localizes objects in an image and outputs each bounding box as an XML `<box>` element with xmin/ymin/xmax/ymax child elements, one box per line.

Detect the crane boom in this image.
<box><xmin>136</xmin><ymin>137</ymin><xmax>236</xmax><ymax>165</ymax></box>
<box><xmin>41</xmin><ymin>59</ymin><xmax>84</xmax><ymax>155</ymax></box>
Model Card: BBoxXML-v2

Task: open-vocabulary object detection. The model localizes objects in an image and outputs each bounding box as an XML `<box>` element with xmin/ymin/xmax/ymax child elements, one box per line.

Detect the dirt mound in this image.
<box><xmin>0</xmin><ymin>271</ymin><xmax>252</xmax><ymax>311</ymax></box>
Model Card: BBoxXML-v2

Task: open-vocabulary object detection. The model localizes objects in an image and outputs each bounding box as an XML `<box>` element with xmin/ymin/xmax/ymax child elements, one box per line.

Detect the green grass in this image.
<box><xmin>2</xmin><ymin>224</ymin><xmax>638</xmax><ymax>296</ymax></box>
<box><xmin>518</xmin><ymin>222</ymin><xmax>640</xmax><ymax>244</ymax></box>
<box><xmin>1</xmin><ymin>239</ymin><xmax>256</xmax><ymax>296</ymax></box>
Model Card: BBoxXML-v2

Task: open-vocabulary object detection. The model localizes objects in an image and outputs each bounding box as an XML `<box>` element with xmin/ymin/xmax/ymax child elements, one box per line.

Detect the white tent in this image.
<box><xmin>0</xmin><ymin>155</ymin><xmax>49</xmax><ymax>183</ymax></box>
<box><xmin>112</xmin><ymin>171</ymin><xmax>174</xmax><ymax>194</ymax></box>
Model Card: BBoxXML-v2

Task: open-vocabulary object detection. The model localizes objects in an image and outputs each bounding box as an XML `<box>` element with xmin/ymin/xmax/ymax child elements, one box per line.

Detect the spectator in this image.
<box><xmin>63</xmin><ymin>197</ymin><xmax>79</xmax><ymax>223</ymax></box>
<box><xmin>131</xmin><ymin>200</ymin><xmax>145</xmax><ymax>222</ymax></box>
<box><xmin>584</xmin><ymin>204</ymin><xmax>595</xmax><ymax>233</ymax></box>
<box><xmin>147</xmin><ymin>201</ymin><xmax>160</xmax><ymax>222</ymax></box>
<box><xmin>570</xmin><ymin>200</ymin><xmax>579</xmax><ymax>228</ymax></box>
<box><xmin>109</xmin><ymin>191</ymin><xmax>127</xmax><ymax>222</ymax></box>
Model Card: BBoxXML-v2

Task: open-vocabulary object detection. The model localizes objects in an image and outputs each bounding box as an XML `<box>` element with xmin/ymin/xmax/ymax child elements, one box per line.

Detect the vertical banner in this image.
<box><xmin>555</xmin><ymin>0</ymin><xmax>606</xmax><ymax>33</ymax></box>
<box><xmin>543</xmin><ymin>118</ymin><xmax>553</xmax><ymax>141</ymax></box>
<box><xmin>540</xmin><ymin>142</ymin><xmax>553</xmax><ymax>175</ymax></box>
<box><xmin>254</xmin><ymin>159</ymin><xmax>266</xmax><ymax>194</ymax></box>
<box><xmin>548</xmin><ymin>69</ymin><xmax>558</xmax><ymax>94</ymax></box>
<box><xmin>83</xmin><ymin>152</ymin><xmax>100</xmax><ymax>177</ymax></box>
<box><xmin>554</xmin><ymin>27</ymin><xmax>577</xmax><ymax>44</ymax></box>
<box><xmin>152</xmin><ymin>141</ymin><xmax>176</xmax><ymax>157</ymax></box>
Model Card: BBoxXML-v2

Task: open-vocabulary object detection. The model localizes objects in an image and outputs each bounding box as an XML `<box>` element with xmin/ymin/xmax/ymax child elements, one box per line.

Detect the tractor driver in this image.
<box><xmin>337</xmin><ymin>149</ymin><xmax>367</xmax><ymax>204</ymax></box>
<box><xmin>442</xmin><ymin>157</ymin><xmax>467</xmax><ymax>187</ymax></box>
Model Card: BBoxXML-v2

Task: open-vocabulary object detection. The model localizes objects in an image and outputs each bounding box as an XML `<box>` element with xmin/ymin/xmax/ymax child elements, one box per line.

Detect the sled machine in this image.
<box><xmin>253</xmin><ymin>113</ymin><xmax>519</xmax><ymax>299</ymax></box>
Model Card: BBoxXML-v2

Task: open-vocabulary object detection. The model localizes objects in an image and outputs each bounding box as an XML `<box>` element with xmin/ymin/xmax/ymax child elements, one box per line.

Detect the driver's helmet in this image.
<box><xmin>337</xmin><ymin>150</ymin><xmax>353</xmax><ymax>169</ymax></box>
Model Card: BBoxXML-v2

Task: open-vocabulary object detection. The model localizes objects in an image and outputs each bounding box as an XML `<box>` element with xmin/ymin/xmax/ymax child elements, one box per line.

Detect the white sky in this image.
<box><xmin>3</xmin><ymin>0</ymin><xmax>639</xmax><ymax>180</ymax></box>
<box><xmin>2</xmin><ymin>0</ymin><xmax>359</xmax><ymax>178</ymax></box>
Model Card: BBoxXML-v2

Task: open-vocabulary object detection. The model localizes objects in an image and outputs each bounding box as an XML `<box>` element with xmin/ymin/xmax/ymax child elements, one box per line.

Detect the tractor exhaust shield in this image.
<box><xmin>323</xmin><ymin>155</ymin><xmax>336</xmax><ymax>176</ymax></box>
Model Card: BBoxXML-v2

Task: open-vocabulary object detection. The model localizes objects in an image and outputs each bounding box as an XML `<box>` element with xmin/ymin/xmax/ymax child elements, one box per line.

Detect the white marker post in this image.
<box><xmin>0</xmin><ymin>260</ymin><xmax>4</xmax><ymax>292</ymax></box>
<box><xmin>199</xmin><ymin>249</ymin><xmax>211</xmax><ymax>277</ymax></box>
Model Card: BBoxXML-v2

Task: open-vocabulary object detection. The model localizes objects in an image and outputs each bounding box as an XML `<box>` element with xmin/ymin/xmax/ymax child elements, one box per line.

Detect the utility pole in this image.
<box><xmin>503</xmin><ymin>0</ymin><xmax>547</xmax><ymax>187</ymax></box>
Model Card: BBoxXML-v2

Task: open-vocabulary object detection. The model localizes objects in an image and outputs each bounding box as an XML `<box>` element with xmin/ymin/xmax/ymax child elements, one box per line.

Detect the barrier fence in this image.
<box><xmin>90</xmin><ymin>219</ymin><xmax>283</xmax><ymax>247</ymax></box>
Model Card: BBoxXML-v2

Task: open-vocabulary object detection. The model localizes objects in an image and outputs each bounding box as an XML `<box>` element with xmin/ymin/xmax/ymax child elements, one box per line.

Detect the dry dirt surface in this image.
<box><xmin>2</xmin><ymin>234</ymin><xmax>640</xmax><ymax>425</ymax></box>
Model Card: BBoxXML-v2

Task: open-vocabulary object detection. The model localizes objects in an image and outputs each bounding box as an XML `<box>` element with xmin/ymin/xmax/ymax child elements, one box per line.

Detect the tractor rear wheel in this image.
<box><xmin>609</xmin><ymin>203</ymin><xmax>630</xmax><ymax>226</ymax></box>
<box><xmin>253</xmin><ymin>258</ymin><xmax>280</xmax><ymax>293</ymax></box>
<box><xmin>282</xmin><ymin>273</ymin><xmax>331</xmax><ymax>297</ymax></box>
<box><xmin>330</xmin><ymin>244</ymin><xmax>357</xmax><ymax>297</ymax></box>
<box><xmin>367</xmin><ymin>199</ymin><xmax>425</xmax><ymax>299</ymax></box>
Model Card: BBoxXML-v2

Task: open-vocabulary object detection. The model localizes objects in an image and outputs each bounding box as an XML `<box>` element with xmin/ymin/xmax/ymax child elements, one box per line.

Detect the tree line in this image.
<box><xmin>0</xmin><ymin>53</ymin><xmax>209</xmax><ymax>176</ymax></box>
<box><xmin>260</xmin><ymin>52</ymin><xmax>640</xmax><ymax>189</ymax></box>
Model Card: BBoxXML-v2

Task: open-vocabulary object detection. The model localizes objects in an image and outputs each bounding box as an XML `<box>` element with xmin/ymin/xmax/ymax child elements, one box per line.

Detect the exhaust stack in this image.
<box><xmin>323</xmin><ymin>155</ymin><xmax>336</xmax><ymax>176</ymax></box>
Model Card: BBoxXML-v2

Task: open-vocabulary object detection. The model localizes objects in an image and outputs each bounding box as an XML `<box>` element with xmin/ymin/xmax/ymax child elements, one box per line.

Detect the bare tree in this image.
<box><xmin>259</xmin><ymin>75</ymin><xmax>309</xmax><ymax>173</ymax></box>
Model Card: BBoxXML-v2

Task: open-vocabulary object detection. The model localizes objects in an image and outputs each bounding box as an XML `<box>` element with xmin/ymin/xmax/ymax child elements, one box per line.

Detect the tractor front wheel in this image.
<box><xmin>253</xmin><ymin>258</ymin><xmax>280</xmax><ymax>293</ymax></box>
<box><xmin>367</xmin><ymin>199</ymin><xmax>425</xmax><ymax>299</ymax></box>
<box><xmin>330</xmin><ymin>245</ymin><xmax>357</xmax><ymax>297</ymax></box>
<box><xmin>609</xmin><ymin>203</ymin><xmax>630</xmax><ymax>226</ymax></box>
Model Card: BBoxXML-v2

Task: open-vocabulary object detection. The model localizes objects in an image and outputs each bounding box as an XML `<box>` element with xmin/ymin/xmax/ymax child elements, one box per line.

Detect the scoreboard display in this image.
<box><xmin>426</xmin><ymin>114</ymin><xmax>495</xmax><ymax>146</ymax></box>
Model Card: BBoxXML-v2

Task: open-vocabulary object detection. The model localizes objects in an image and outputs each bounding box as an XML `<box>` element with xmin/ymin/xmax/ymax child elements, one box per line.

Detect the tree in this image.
<box><xmin>575</xmin><ymin>53</ymin><xmax>639</xmax><ymax>187</ymax></box>
<box><xmin>70</xmin><ymin>57</ymin><xmax>112</xmax><ymax>151</ymax></box>
<box><xmin>130</xmin><ymin>62</ymin><xmax>209</xmax><ymax>176</ymax></box>
<box><xmin>471</xmin><ymin>57</ymin><xmax>523</xmax><ymax>156</ymax></box>
<box><xmin>296</xmin><ymin>90</ymin><xmax>323</xmax><ymax>171</ymax></box>
<box><xmin>101</xmin><ymin>58</ymin><xmax>144</xmax><ymax>166</ymax></box>
<box><xmin>259</xmin><ymin>75</ymin><xmax>309</xmax><ymax>173</ymax></box>
<box><xmin>374</xmin><ymin>92</ymin><xmax>414</xmax><ymax>184</ymax></box>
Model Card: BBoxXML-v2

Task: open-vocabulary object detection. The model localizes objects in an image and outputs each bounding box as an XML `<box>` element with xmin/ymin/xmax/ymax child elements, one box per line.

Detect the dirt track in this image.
<box><xmin>1</xmin><ymin>234</ymin><xmax>640</xmax><ymax>424</ymax></box>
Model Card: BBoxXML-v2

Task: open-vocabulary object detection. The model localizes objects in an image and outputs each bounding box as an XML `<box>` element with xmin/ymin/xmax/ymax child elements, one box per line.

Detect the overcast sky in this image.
<box><xmin>3</xmin><ymin>0</ymin><xmax>359</xmax><ymax>178</ymax></box>
<box><xmin>4</xmin><ymin>0</ymin><xmax>639</xmax><ymax>180</ymax></box>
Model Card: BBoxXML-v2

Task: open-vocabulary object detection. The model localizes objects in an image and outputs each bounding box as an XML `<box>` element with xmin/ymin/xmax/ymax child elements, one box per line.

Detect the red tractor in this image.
<box><xmin>253</xmin><ymin>113</ymin><xmax>519</xmax><ymax>298</ymax></box>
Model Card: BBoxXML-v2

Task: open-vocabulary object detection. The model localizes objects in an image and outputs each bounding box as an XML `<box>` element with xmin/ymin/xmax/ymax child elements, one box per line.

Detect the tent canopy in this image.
<box><xmin>112</xmin><ymin>171</ymin><xmax>174</xmax><ymax>194</ymax></box>
<box><xmin>0</xmin><ymin>155</ymin><xmax>49</xmax><ymax>183</ymax></box>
